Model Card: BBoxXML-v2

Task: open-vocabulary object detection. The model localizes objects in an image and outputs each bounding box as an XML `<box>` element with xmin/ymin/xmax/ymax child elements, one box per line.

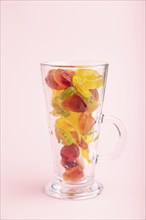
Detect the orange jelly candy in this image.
<box><xmin>87</xmin><ymin>89</ymin><xmax>99</xmax><ymax>113</ymax></box>
<box><xmin>90</xmin><ymin>89</ymin><xmax>99</xmax><ymax>101</ymax></box>
<box><xmin>78</xmin><ymin>112</ymin><xmax>96</xmax><ymax>135</ymax></box>
<box><xmin>78</xmin><ymin>137</ymin><xmax>88</xmax><ymax>149</ymax></box>
<box><xmin>70</xmin><ymin>131</ymin><xmax>88</xmax><ymax>149</ymax></box>
<box><xmin>63</xmin><ymin>165</ymin><xmax>84</xmax><ymax>181</ymax></box>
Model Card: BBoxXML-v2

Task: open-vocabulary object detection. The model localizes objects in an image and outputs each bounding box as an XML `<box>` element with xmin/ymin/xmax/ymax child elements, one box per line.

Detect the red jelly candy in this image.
<box><xmin>60</xmin><ymin>144</ymin><xmax>80</xmax><ymax>162</ymax></box>
<box><xmin>45</xmin><ymin>71</ymin><xmax>63</xmax><ymax>90</ymax></box>
<box><xmin>63</xmin><ymin>165</ymin><xmax>84</xmax><ymax>181</ymax></box>
<box><xmin>62</xmin><ymin>93</ymin><xmax>87</xmax><ymax>112</ymax></box>
<box><xmin>78</xmin><ymin>112</ymin><xmax>96</xmax><ymax>135</ymax></box>
<box><xmin>45</xmin><ymin>69</ymin><xmax>74</xmax><ymax>90</ymax></box>
<box><xmin>61</xmin><ymin>159</ymin><xmax>78</xmax><ymax>170</ymax></box>
<box><xmin>54</xmin><ymin>69</ymin><xmax>73</xmax><ymax>88</ymax></box>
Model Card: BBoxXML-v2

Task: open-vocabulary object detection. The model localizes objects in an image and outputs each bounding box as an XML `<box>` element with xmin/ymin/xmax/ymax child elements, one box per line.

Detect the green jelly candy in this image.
<box><xmin>60</xmin><ymin>86</ymin><xmax>77</xmax><ymax>100</ymax></box>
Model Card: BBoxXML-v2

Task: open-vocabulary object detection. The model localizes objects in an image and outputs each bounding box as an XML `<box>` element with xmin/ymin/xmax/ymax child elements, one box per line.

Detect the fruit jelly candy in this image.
<box><xmin>55</xmin><ymin>127</ymin><xmax>73</xmax><ymax>145</ymax></box>
<box><xmin>60</xmin><ymin>144</ymin><xmax>80</xmax><ymax>162</ymax></box>
<box><xmin>51</xmin><ymin>96</ymin><xmax>70</xmax><ymax>117</ymax></box>
<box><xmin>63</xmin><ymin>165</ymin><xmax>84</xmax><ymax>181</ymax></box>
<box><xmin>62</xmin><ymin>93</ymin><xmax>87</xmax><ymax>112</ymax></box>
<box><xmin>45</xmin><ymin>69</ymin><xmax>74</xmax><ymax>90</ymax></box>
<box><xmin>70</xmin><ymin>131</ymin><xmax>88</xmax><ymax>149</ymax></box>
<box><xmin>60</xmin><ymin>86</ymin><xmax>77</xmax><ymax>100</ymax></box>
<box><xmin>90</xmin><ymin>89</ymin><xmax>99</xmax><ymax>101</ymax></box>
<box><xmin>45</xmin><ymin>72</ymin><xmax>63</xmax><ymax>90</ymax></box>
<box><xmin>54</xmin><ymin>69</ymin><xmax>73</xmax><ymax>88</ymax></box>
<box><xmin>78</xmin><ymin>112</ymin><xmax>96</xmax><ymax>135</ymax></box>
<box><xmin>76</xmin><ymin>69</ymin><xmax>104</xmax><ymax>89</ymax></box>
<box><xmin>61</xmin><ymin>159</ymin><xmax>78</xmax><ymax>170</ymax></box>
<box><xmin>72</xmin><ymin>75</ymin><xmax>91</xmax><ymax>98</ymax></box>
<box><xmin>76</xmin><ymin>69</ymin><xmax>99</xmax><ymax>79</ymax></box>
<box><xmin>83</xmin><ymin>129</ymin><xmax>94</xmax><ymax>143</ymax></box>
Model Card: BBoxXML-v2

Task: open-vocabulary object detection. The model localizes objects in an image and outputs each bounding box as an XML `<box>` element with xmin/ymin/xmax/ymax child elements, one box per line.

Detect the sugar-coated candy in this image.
<box><xmin>63</xmin><ymin>165</ymin><xmax>84</xmax><ymax>181</ymax></box>
<box><xmin>60</xmin><ymin>144</ymin><xmax>80</xmax><ymax>162</ymax></box>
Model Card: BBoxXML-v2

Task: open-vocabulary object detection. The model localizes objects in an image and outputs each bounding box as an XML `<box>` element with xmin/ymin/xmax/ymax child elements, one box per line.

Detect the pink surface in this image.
<box><xmin>1</xmin><ymin>1</ymin><xmax>145</xmax><ymax>219</ymax></box>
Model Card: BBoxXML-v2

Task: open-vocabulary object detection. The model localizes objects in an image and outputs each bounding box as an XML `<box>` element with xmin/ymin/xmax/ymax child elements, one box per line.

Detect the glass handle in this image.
<box><xmin>97</xmin><ymin>114</ymin><xmax>127</xmax><ymax>163</ymax></box>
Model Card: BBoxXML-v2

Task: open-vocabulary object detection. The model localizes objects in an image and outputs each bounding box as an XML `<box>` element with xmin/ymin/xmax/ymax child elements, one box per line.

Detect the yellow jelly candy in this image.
<box><xmin>55</xmin><ymin>117</ymin><xmax>74</xmax><ymax>144</ymax></box>
<box><xmin>80</xmin><ymin>148</ymin><xmax>91</xmax><ymax>163</ymax></box>
<box><xmin>52</xmin><ymin>89</ymin><xmax>63</xmax><ymax>97</ymax></box>
<box><xmin>55</xmin><ymin>127</ymin><xmax>73</xmax><ymax>145</ymax></box>
<box><xmin>51</xmin><ymin>96</ymin><xmax>70</xmax><ymax>117</ymax></box>
<box><xmin>72</xmin><ymin>75</ymin><xmax>91</xmax><ymax>98</ymax></box>
<box><xmin>76</xmin><ymin>69</ymin><xmax>99</xmax><ymax>79</ymax></box>
<box><xmin>85</xmin><ymin>75</ymin><xmax>104</xmax><ymax>89</ymax></box>
<box><xmin>55</xmin><ymin>116</ymin><xmax>81</xmax><ymax>145</ymax></box>
<box><xmin>76</xmin><ymin>69</ymin><xmax>104</xmax><ymax>89</ymax></box>
<box><xmin>66</xmin><ymin>112</ymin><xmax>81</xmax><ymax>129</ymax></box>
<box><xmin>55</xmin><ymin>116</ymin><xmax>73</xmax><ymax>132</ymax></box>
<box><xmin>83</xmin><ymin>129</ymin><xmax>94</xmax><ymax>143</ymax></box>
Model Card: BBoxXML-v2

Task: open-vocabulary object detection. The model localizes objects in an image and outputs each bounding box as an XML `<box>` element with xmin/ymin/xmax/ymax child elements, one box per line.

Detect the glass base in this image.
<box><xmin>44</xmin><ymin>179</ymin><xmax>103</xmax><ymax>200</ymax></box>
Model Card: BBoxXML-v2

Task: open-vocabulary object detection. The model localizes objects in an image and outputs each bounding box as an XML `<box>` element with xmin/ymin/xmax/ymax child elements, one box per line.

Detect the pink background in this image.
<box><xmin>1</xmin><ymin>1</ymin><xmax>145</xmax><ymax>219</ymax></box>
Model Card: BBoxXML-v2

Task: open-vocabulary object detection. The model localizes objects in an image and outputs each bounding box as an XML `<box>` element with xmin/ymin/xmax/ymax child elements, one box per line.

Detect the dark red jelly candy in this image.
<box><xmin>60</xmin><ymin>143</ymin><xmax>80</xmax><ymax>162</ymax></box>
<box><xmin>61</xmin><ymin>159</ymin><xmax>78</xmax><ymax>170</ymax></box>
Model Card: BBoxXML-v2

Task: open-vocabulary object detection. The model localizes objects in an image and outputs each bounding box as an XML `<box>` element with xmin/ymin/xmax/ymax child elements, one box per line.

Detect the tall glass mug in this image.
<box><xmin>40</xmin><ymin>61</ymin><xmax>126</xmax><ymax>200</ymax></box>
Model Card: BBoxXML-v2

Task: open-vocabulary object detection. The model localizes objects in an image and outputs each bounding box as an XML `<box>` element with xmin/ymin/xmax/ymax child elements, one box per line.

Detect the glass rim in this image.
<box><xmin>40</xmin><ymin>60</ymin><xmax>109</xmax><ymax>68</ymax></box>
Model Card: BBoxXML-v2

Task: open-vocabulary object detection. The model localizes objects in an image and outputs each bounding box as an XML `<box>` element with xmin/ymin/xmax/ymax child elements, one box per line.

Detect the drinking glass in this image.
<box><xmin>40</xmin><ymin>61</ymin><xmax>126</xmax><ymax>200</ymax></box>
